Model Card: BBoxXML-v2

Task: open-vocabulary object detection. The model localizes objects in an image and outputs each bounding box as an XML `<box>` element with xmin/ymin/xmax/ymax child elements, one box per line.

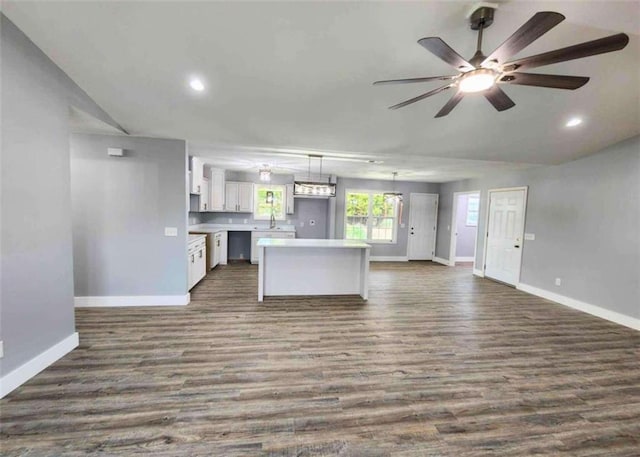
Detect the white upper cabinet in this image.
<box><xmin>238</xmin><ymin>182</ymin><xmax>254</xmax><ymax>212</ymax></box>
<box><xmin>209</xmin><ymin>168</ymin><xmax>225</xmax><ymax>211</ymax></box>
<box><xmin>190</xmin><ymin>156</ymin><xmax>204</xmax><ymax>194</ymax></box>
<box><xmin>285</xmin><ymin>183</ymin><xmax>294</xmax><ymax>214</ymax></box>
<box><xmin>224</xmin><ymin>182</ymin><xmax>238</xmax><ymax>212</ymax></box>
<box><xmin>199</xmin><ymin>178</ymin><xmax>210</xmax><ymax>212</ymax></box>
<box><xmin>225</xmin><ymin>182</ymin><xmax>253</xmax><ymax>213</ymax></box>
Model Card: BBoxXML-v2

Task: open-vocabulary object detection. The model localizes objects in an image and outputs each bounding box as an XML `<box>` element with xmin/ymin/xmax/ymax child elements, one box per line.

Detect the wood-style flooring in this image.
<box><xmin>1</xmin><ymin>262</ymin><xmax>639</xmax><ymax>456</ymax></box>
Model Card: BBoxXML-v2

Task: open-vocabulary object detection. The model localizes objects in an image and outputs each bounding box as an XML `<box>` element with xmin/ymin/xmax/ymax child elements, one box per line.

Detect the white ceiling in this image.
<box><xmin>4</xmin><ymin>1</ymin><xmax>639</xmax><ymax>182</ymax></box>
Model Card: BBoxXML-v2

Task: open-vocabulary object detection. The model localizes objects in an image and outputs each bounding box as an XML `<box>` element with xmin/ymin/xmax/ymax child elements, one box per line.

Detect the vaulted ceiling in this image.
<box><xmin>4</xmin><ymin>1</ymin><xmax>639</xmax><ymax>182</ymax></box>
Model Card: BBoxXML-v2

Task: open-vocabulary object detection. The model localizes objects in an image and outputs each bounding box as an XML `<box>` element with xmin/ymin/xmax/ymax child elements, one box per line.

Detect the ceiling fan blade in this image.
<box><xmin>482</xmin><ymin>12</ymin><xmax>565</xmax><ymax>66</ymax></box>
<box><xmin>503</xmin><ymin>33</ymin><xmax>630</xmax><ymax>72</ymax></box>
<box><xmin>484</xmin><ymin>86</ymin><xmax>516</xmax><ymax>112</ymax></box>
<box><xmin>388</xmin><ymin>84</ymin><xmax>453</xmax><ymax>110</ymax></box>
<box><xmin>418</xmin><ymin>37</ymin><xmax>474</xmax><ymax>71</ymax></box>
<box><xmin>435</xmin><ymin>91</ymin><xmax>464</xmax><ymax>118</ymax></box>
<box><xmin>374</xmin><ymin>75</ymin><xmax>457</xmax><ymax>85</ymax></box>
<box><xmin>500</xmin><ymin>72</ymin><xmax>589</xmax><ymax>89</ymax></box>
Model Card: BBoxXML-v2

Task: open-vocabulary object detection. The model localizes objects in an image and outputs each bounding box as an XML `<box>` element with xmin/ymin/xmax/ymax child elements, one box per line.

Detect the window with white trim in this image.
<box><xmin>466</xmin><ymin>195</ymin><xmax>480</xmax><ymax>226</ymax></box>
<box><xmin>344</xmin><ymin>189</ymin><xmax>398</xmax><ymax>243</ymax></box>
<box><xmin>254</xmin><ymin>184</ymin><xmax>286</xmax><ymax>220</ymax></box>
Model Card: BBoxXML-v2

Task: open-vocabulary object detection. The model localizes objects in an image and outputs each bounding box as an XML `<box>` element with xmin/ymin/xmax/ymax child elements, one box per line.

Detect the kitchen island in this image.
<box><xmin>257</xmin><ymin>239</ymin><xmax>371</xmax><ymax>302</ymax></box>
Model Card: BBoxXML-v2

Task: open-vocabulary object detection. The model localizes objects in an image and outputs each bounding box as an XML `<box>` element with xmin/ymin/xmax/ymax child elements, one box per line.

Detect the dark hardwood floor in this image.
<box><xmin>1</xmin><ymin>262</ymin><xmax>639</xmax><ymax>456</ymax></box>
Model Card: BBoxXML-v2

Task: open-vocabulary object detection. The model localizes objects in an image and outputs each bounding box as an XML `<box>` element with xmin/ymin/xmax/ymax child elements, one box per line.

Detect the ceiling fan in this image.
<box><xmin>374</xmin><ymin>6</ymin><xmax>629</xmax><ymax>117</ymax></box>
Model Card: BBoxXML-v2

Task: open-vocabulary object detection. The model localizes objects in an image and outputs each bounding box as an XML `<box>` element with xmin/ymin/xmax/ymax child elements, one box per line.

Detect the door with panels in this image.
<box><xmin>407</xmin><ymin>193</ymin><xmax>438</xmax><ymax>260</ymax></box>
<box><xmin>484</xmin><ymin>188</ymin><xmax>527</xmax><ymax>286</ymax></box>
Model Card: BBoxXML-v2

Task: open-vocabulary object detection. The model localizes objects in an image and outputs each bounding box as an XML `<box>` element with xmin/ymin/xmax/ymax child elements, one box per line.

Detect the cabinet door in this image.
<box><xmin>210</xmin><ymin>168</ymin><xmax>225</xmax><ymax>211</ymax></box>
<box><xmin>238</xmin><ymin>182</ymin><xmax>254</xmax><ymax>213</ymax></box>
<box><xmin>212</xmin><ymin>234</ymin><xmax>221</xmax><ymax>267</ymax></box>
<box><xmin>285</xmin><ymin>184</ymin><xmax>294</xmax><ymax>214</ymax></box>
<box><xmin>188</xmin><ymin>248</ymin><xmax>196</xmax><ymax>289</ymax></box>
<box><xmin>251</xmin><ymin>231</ymin><xmax>272</xmax><ymax>264</ymax></box>
<box><xmin>190</xmin><ymin>157</ymin><xmax>204</xmax><ymax>194</ymax></box>
<box><xmin>225</xmin><ymin>182</ymin><xmax>238</xmax><ymax>212</ymax></box>
<box><xmin>196</xmin><ymin>245</ymin><xmax>206</xmax><ymax>282</ymax></box>
<box><xmin>199</xmin><ymin>178</ymin><xmax>210</xmax><ymax>212</ymax></box>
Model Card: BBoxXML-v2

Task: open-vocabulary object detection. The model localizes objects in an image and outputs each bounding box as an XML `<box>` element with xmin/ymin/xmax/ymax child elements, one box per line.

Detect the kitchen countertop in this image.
<box><xmin>257</xmin><ymin>239</ymin><xmax>370</xmax><ymax>249</ymax></box>
<box><xmin>189</xmin><ymin>223</ymin><xmax>296</xmax><ymax>233</ymax></box>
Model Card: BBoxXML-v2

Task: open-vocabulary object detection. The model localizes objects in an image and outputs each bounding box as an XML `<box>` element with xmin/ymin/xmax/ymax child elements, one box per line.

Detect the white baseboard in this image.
<box><xmin>473</xmin><ymin>268</ymin><xmax>485</xmax><ymax>277</ymax></box>
<box><xmin>370</xmin><ymin>256</ymin><xmax>408</xmax><ymax>262</ymax></box>
<box><xmin>0</xmin><ymin>332</ymin><xmax>79</xmax><ymax>398</ymax></box>
<box><xmin>75</xmin><ymin>294</ymin><xmax>190</xmax><ymax>307</ymax></box>
<box><xmin>433</xmin><ymin>256</ymin><xmax>453</xmax><ymax>266</ymax></box>
<box><xmin>517</xmin><ymin>283</ymin><xmax>639</xmax><ymax>331</ymax></box>
<box><xmin>455</xmin><ymin>256</ymin><xmax>475</xmax><ymax>262</ymax></box>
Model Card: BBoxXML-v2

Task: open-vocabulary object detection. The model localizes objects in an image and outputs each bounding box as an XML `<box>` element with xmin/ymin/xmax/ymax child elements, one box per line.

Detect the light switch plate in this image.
<box><xmin>164</xmin><ymin>227</ymin><xmax>178</xmax><ymax>237</ymax></box>
<box><xmin>400</xmin><ymin>223</ymin><xmax>406</xmax><ymax>228</ymax></box>
<box><xmin>524</xmin><ymin>233</ymin><xmax>535</xmax><ymax>241</ymax></box>
<box><xmin>0</xmin><ymin>341</ymin><xmax>4</xmax><ymax>358</ymax></box>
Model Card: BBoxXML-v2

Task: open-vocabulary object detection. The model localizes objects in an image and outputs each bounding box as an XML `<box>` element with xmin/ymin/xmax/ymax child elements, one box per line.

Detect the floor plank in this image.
<box><xmin>1</xmin><ymin>262</ymin><xmax>638</xmax><ymax>456</ymax></box>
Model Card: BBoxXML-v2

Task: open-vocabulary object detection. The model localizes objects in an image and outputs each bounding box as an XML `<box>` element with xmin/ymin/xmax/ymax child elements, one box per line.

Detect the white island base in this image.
<box><xmin>257</xmin><ymin>239</ymin><xmax>371</xmax><ymax>302</ymax></box>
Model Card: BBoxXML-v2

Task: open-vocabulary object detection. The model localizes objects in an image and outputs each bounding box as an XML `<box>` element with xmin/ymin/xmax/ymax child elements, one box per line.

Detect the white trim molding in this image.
<box><xmin>517</xmin><ymin>283</ymin><xmax>639</xmax><ymax>331</ymax></box>
<box><xmin>433</xmin><ymin>257</ymin><xmax>452</xmax><ymax>266</ymax></box>
<box><xmin>455</xmin><ymin>256</ymin><xmax>475</xmax><ymax>262</ymax></box>
<box><xmin>75</xmin><ymin>294</ymin><xmax>190</xmax><ymax>307</ymax></box>
<box><xmin>0</xmin><ymin>332</ymin><xmax>79</xmax><ymax>398</ymax></box>
<box><xmin>370</xmin><ymin>256</ymin><xmax>409</xmax><ymax>262</ymax></box>
<box><xmin>473</xmin><ymin>269</ymin><xmax>485</xmax><ymax>277</ymax></box>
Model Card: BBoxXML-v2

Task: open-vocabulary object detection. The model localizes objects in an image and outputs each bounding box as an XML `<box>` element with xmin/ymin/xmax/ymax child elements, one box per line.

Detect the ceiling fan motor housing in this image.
<box><xmin>470</xmin><ymin>6</ymin><xmax>495</xmax><ymax>30</ymax></box>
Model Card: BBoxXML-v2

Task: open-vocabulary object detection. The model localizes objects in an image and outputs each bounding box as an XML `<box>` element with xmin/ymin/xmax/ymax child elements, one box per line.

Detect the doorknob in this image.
<box><xmin>514</xmin><ymin>245</ymin><xmax>520</xmax><ymax>248</ymax></box>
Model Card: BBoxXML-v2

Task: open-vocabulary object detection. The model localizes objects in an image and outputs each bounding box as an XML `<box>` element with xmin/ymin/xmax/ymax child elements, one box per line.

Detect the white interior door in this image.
<box><xmin>484</xmin><ymin>188</ymin><xmax>527</xmax><ymax>285</ymax></box>
<box><xmin>407</xmin><ymin>193</ymin><xmax>438</xmax><ymax>260</ymax></box>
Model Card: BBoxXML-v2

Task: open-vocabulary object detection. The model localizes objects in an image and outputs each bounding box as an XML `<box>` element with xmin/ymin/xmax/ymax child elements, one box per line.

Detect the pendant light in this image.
<box><xmin>259</xmin><ymin>164</ymin><xmax>272</xmax><ymax>182</ymax></box>
<box><xmin>293</xmin><ymin>155</ymin><xmax>336</xmax><ymax>197</ymax></box>
<box><xmin>383</xmin><ymin>172</ymin><xmax>403</xmax><ymax>202</ymax></box>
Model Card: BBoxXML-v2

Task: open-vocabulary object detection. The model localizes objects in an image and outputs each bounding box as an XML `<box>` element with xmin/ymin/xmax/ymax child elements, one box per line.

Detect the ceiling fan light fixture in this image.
<box><xmin>458</xmin><ymin>69</ymin><xmax>498</xmax><ymax>93</ymax></box>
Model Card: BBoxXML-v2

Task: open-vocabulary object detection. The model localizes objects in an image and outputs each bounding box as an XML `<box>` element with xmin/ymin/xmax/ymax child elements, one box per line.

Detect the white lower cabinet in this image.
<box><xmin>188</xmin><ymin>237</ymin><xmax>207</xmax><ymax>290</ymax></box>
<box><xmin>251</xmin><ymin>231</ymin><xmax>295</xmax><ymax>264</ymax></box>
<box><xmin>212</xmin><ymin>232</ymin><xmax>222</xmax><ymax>268</ymax></box>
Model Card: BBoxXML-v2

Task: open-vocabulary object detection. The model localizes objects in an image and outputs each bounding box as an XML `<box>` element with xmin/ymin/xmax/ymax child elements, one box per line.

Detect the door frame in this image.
<box><xmin>448</xmin><ymin>190</ymin><xmax>481</xmax><ymax>269</ymax></box>
<box><xmin>481</xmin><ymin>186</ymin><xmax>529</xmax><ymax>285</ymax></box>
<box><xmin>407</xmin><ymin>192</ymin><xmax>439</xmax><ymax>260</ymax></box>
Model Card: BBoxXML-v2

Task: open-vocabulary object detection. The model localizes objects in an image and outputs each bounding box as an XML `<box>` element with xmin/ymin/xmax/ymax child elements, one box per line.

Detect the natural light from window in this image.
<box><xmin>466</xmin><ymin>195</ymin><xmax>480</xmax><ymax>226</ymax></box>
<box><xmin>345</xmin><ymin>190</ymin><xmax>398</xmax><ymax>243</ymax></box>
<box><xmin>254</xmin><ymin>184</ymin><xmax>285</xmax><ymax>220</ymax></box>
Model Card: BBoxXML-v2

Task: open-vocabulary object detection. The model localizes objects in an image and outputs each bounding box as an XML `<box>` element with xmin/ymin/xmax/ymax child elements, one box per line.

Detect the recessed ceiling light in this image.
<box><xmin>189</xmin><ymin>78</ymin><xmax>205</xmax><ymax>92</ymax></box>
<box><xmin>565</xmin><ymin>117</ymin><xmax>583</xmax><ymax>127</ymax></box>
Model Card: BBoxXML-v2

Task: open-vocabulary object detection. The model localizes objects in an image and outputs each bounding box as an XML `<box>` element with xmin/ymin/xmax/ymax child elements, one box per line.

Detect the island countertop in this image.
<box><xmin>257</xmin><ymin>239</ymin><xmax>370</xmax><ymax>249</ymax></box>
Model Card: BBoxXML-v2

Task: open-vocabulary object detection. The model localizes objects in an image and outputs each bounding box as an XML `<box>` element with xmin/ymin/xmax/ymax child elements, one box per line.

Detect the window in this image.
<box><xmin>254</xmin><ymin>184</ymin><xmax>285</xmax><ymax>220</ymax></box>
<box><xmin>466</xmin><ymin>195</ymin><xmax>480</xmax><ymax>226</ymax></box>
<box><xmin>345</xmin><ymin>190</ymin><xmax>398</xmax><ymax>243</ymax></box>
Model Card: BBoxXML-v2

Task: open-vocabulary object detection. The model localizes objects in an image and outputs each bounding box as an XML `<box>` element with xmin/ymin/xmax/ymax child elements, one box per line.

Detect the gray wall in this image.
<box><xmin>0</xmin><ymin>15</ymin><xmax>122</xmax><ymax>376</ymax></box>
<box><xmin>455</xmin><ymin>193</ymin><xmax>478</xmax><ymax>258</ymax></box>
<box><xmin>436</xmin><ymin>135</ymin><xmax>640</xmax><ymax>319</ymax></box>
<box><xmin>71</xmin><ymin>134</ymin><xmax>188</xmax><ymax>297</ymax></box>
<box><xmin>335</xmin><ymin>177</ymin><xmax>440</xmax><ymax>257</ymax></box>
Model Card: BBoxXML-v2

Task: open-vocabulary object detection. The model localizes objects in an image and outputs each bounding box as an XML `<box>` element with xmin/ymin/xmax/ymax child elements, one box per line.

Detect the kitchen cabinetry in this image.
<box><xmin>225</xmin><ymin>182</ymin><xmax>254</xmax><ymax>212</ymax></box>
<box><xmin>212</xmin><ymin>232</ymin><xmax>223</xmax><ymax>268</ymax></box>
<box><xmin>209</xmin><ymin>168</ymin><xmax>225</xmax><ymax>211</ymax></box>
<box><xmin>251</xmin><ymin>230</ymin><xmax>295</xmax><ymax>264</ymax></box>
<box><xmin>188</xmin><ymin>236</ymin><xmax>207</xmax><ymax>290</ymax></box>
<box><xmin>190</xmin><ymin>157</ymin><xmax>204</xmax><ymax>195</ymax></box>
<box><xmin>199</xmin><ymin>178</ymin><xmax>210</xmax><ymax>212</ymax></box>
<box><xmin>285</xmin><ymin>183</ymin><xmax>294</xmax><ymax>214</ymax></box>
